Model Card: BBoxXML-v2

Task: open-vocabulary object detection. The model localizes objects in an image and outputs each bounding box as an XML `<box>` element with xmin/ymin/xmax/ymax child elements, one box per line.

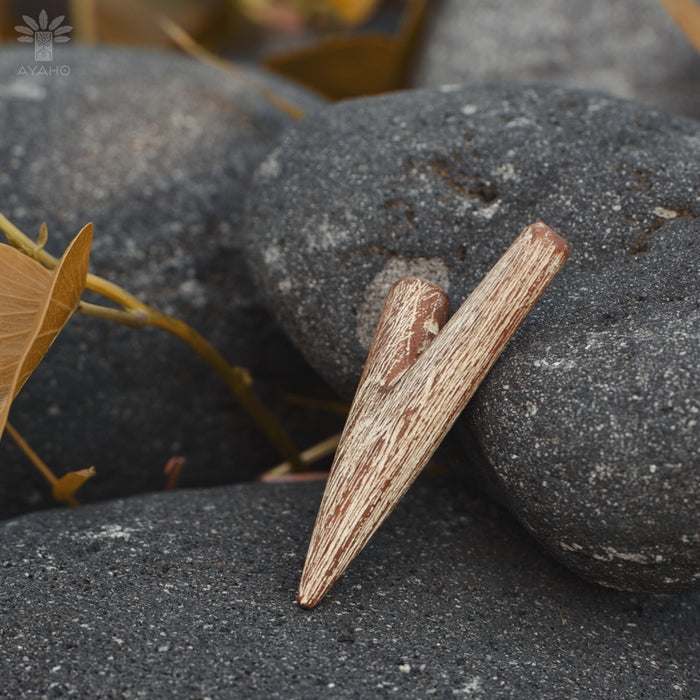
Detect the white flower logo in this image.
<box><xmin>16</xmin><ymin>10</ymin><xmax>72</xmax><ymax>63</ymax></box>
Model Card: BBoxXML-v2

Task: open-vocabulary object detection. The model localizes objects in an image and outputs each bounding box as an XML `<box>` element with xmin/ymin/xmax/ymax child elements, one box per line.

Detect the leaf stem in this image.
<box><xmin>0</xmin><ymin>212</ymin><xmax>59</xmax><ymax>268</ymax></box>
<box><xmin>0</xmin><ymin>215</ymin><xmax>305</xmax><ymax>471</ymax></box>
<box><xmin>81</xmin><ymin>285</ymin><xmax>304</xmax><ymax>470</ymax></box>
<box><xmin>77</xmin><ymin>300</ymin><xmax>149</xmax><ymax>328</ymax></box>
<box><xmin>5</xmin><ymin>421</ymin><xmax>78</xmax><ymax>507</ymax></box>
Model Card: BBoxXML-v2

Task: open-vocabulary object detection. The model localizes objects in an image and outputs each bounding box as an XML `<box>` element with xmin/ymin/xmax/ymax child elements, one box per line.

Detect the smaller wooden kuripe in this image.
<box><xmin>298</xmin><ymin>222</ymin><xmax>570</xmax><ymax>609</ymax></box>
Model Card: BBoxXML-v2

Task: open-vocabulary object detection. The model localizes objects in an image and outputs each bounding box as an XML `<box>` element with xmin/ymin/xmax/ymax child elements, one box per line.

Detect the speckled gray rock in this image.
<box><xmin>0</xmin><ymin>46</ymin><xmax>338</xmax><ymax>519</ymax></box>
<box><xmin>0</xmin><ymin>478</ymin><xmax>697</xmax><ymax>698</ymax></box>
<box><xmin>242</xmin><ymin>85</ymin><xmax>699</xmax><ymax>592</ymax></box>
<box><xmin>415</xmin><ymin>0</ymin><xmax>700</xmax><ymax>120</ymax></box>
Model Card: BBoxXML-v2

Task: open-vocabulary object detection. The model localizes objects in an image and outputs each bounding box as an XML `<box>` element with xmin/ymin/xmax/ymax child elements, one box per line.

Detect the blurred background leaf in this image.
<box><xmin>236</xmin><ymin>0</ymin><xmax>383</xmax><ymax>29</ymax></box>
<box><xmin>0</xmin><ymin>0</ymin><xmax>428</xmax><ymax>98</ymax></box>
<box><xmin>263</xmin><ymin>0</ymin><xmax>427</xmax><ymax>99</ymax></box>
<box><xmin>68</xmin><ymin>0</ymin><xmax>232</xmax><ymax>47</ymax></box>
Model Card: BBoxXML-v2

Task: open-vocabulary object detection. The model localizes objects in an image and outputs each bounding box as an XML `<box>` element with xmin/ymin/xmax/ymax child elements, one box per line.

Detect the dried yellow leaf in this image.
<box><xmin>264</xmin><ymin>0</ymin><xmax>428</xmax><ymax>99</ymax></box>
<box><xmin>0</xmin><ymin>223</ymin><xmax>93</xmax><ymax>438</ymax></box>
<box><xmin>658</xmin><ymin>0</ymin><xmax>700</xmax><ymax>53</ymax></box>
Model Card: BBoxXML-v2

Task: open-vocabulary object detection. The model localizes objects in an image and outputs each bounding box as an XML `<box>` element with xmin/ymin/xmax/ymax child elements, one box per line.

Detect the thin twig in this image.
<box><xmin>158</xmin><ymin>16</ymin><xmax>307</xmax><ymax>121</ymax></box>
<box><xmin>260</xmin><ymin>432</ymin><xmax>342</xmax><ymax>480</ymax></box>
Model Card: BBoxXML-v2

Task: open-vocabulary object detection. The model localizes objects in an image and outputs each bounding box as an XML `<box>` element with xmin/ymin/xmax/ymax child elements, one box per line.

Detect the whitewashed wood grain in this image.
<box><xmin>298</xmin><ymin>222</ymin><xmax>569</xmax><ymax>609</ymax></box>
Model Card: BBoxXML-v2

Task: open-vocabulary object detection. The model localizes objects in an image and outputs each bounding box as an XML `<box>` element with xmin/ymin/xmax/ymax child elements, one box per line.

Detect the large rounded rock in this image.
<box><xmin>242</xmin><ymin>84</ymin><xmax>699</xmax><ymax>591</ymax></box>
<box><xmin>0</xmin><ymin>478</ymin><xmax>697</xmax><ymax>698</ymax></box>
<box><xmin>0</xmin><ymin>46</ymin><xmax>338</xmax><ymax>519</ymax></box>
<box><xmin>415</xmin><ymin>0</ymin><xmax>700</xmax><ymax>120</ymax></box>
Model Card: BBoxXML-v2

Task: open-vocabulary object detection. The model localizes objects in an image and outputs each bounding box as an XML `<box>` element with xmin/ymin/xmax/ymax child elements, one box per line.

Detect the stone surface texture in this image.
<box><xmin>0</xmin><ymin>46</ymin><xmax>338</xmax><ymax>519</ymax></box>
<box><xmin>242</xmin><ymin>84</ymin><xmax>699</xmax><ymax>592</ymax></box>
<box><xmin>415</xmin><ymin>0</ymin><xmax>700</xmax><ymax>120</ymax></box>
<box><xmin>0</xmin><ymin>479</ymin><xmax>697</xmax><ymax>699</ymax></box>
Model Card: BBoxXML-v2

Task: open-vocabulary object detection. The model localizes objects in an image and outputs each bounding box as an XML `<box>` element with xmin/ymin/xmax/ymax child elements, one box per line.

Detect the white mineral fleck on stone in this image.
<box><xmin>474</xmin><ymin>200</ymin><xmax>500</xmax><ymax>220</ymax></box>
<box><xmin>264</xmin><ymin>245</ymin><xmax>282</xmax><ymax>266</ymax></box>
<box><xmin>258</xmin><ymin>149</ymin><xmax>282</xmax><ymax>179</ymax></box>
<box><xmin>0</xmin><ymin>80</ymin><xmax>47</xmax><ymax>100</ymax></box>
<box><xmin>439</xmin><ymin>84</ymin><xmax>463</xmax><ymax>93</ymax></box>
<box><xmin>494</xmin><ymin>162</ymin><xmax>517</xmax><ymax>182</ymax></box>
<box><xmin>653</xmin><ymin>206</ymin><xmax>678</xmax><ymax>219</ymax></box>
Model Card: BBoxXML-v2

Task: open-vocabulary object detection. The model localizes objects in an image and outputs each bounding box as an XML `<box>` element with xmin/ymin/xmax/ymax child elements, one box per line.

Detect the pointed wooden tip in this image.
<box><xmin>297</xmin><ymin>223</ymin><xmax>569</xmax><ymax>608</ymax></box>
<box><xmin>297</xmin><ymin>584</ymin><xmax>321</xmax><ymax>610</ymax></box>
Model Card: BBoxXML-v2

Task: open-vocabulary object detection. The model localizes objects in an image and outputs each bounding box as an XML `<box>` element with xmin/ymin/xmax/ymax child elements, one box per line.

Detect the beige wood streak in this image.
<box><xmin>298</xmin><ymin>222</ymin><xmax>569</xmax><ymax>609</ymax></box>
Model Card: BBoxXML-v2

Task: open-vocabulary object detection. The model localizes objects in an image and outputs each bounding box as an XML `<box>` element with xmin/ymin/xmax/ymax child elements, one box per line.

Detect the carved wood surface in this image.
<box><xmin>298</xmin><ymin>222</ymin><xmax>570</xmax><ymax>609</ymax></box>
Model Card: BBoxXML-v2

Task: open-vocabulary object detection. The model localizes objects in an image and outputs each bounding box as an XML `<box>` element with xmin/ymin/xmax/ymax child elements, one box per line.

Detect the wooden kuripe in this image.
<box><xmin>297</xmin><ymin>222</ymin><xmax>570</xmax><ymax>609</ymax></box>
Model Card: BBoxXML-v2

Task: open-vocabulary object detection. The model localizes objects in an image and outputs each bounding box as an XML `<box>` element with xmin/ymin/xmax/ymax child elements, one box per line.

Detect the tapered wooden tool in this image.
<box><xmin>298</xmin><ymin>222</ymin><xmax>569</xmax><ymax>609</ymax></box>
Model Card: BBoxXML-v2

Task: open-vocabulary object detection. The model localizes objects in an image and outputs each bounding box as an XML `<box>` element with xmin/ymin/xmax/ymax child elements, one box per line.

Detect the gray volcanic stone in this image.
<box><xmin>0</xmin><ymin>46</ymin><xmax>338</xmax><ymax>519</ymax></box>
<box><xmin>242</xmin><ymin>85</ymin><xmax>700</xmax><ymax>592</ymax></box>
<box><xmin>0</xmin><ymin>478</ymin><xmax>697</xmax><ymax>698</ymax></box>
<box><xmin>415</xmin><ymin>0</ymin><xmax>700</xmax><ymax>120</ymax></box>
